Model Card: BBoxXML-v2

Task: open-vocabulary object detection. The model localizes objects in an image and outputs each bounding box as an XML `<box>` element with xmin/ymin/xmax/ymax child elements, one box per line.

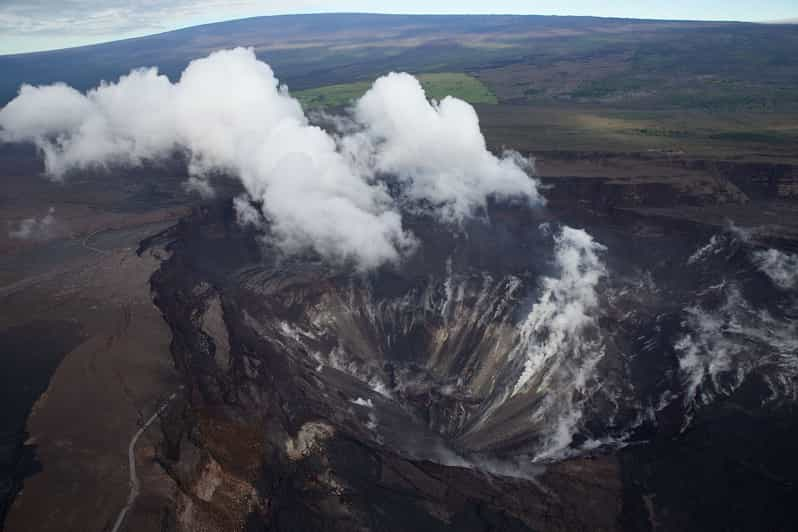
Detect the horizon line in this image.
<box><xmin>0</xmin><ymin>11</ymin><xmax>773</xmax><ymax>57</ymax></box>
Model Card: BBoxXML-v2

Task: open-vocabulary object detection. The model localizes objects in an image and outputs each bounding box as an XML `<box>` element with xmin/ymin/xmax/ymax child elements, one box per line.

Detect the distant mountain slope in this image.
<box><xmin>1</xmin><ymin>13</ymin><xmax>797</xmax><ymax>110</ymax></box>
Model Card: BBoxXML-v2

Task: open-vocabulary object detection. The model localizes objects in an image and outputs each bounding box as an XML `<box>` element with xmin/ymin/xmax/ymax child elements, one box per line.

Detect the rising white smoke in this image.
<box><xmin>350</xmin><ymin>72</ymin><xmax>540</xmax><ymax>222</ymax></box>
<box><xmin>508</xmin><ymin>226</ymin><xmax>607</xmax><ymax>461</ymax></box>
<box><xmin>687</xmin><ymin>234</ymin><xmax>723</xmax><ymax>265</ymax></box>
<box><xmin>512</xmin><ymin>226</ymin><xmax>607</xmax><ymax>396</ymax></box>
<box><xmin>675</xmin><ymin>284</ymin><xmax>798</xmax><ymax>409</ymax></box>
<box><xmin>680</xmin><ymin>228</ymin><xmax>798</xmax><ymax>414</ymax></box>
<box><xmin>688</xmin><ymin>225</ymin><xmax>797</xmax><ymax>293</ymax></box>
<box><xmin>8</xmin><ymin>206</ymin><xmax>56</xmax><ymax>240</ymax></box>
<box><xmin>753</xmin><ymin>248</ymin><xmax>798</xmax><ymax>291</ymax></box>
<box><xmin>0</xmin><ymin>48</ymin><xmax>541</xmax><ymax>269</ymax></box>
<box><xmin>350</xmin><ymin>397</ymin><xmax>374</xmax><ymax>408</ymax></box>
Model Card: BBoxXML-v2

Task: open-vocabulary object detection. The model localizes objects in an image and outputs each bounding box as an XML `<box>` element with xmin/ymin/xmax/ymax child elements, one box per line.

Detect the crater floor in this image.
<box><xmin>147</xmin><ymin>194</ymin><xmax>798</xmax><ymax>531</ymax></box>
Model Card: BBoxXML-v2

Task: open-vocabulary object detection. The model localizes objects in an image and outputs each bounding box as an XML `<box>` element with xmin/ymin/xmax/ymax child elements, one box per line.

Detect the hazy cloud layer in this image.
<box><xmin>0</xmin><ymin>47</ymin><xmax>540</xmax><ymax>268</ymax></box>
<box><xmin>0</xmin><ymin>1</ymin><xmax>270</xmax><ymax>38</ymax></box>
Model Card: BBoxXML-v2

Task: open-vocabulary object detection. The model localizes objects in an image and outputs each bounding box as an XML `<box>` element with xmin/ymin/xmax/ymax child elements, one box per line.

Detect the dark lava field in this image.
<box><xmin>140</xmin><ymin>176</ymin><xmax>798</xmax><ymax>530</ymax></box>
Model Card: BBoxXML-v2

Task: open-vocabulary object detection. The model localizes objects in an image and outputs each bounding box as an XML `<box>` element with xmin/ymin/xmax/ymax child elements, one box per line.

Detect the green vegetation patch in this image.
<box><xmin>417</xmin><ymin>73</ymin><xmax>498</xmax><ymax>104</ymax></box>
<box><xmin>293</xmin><ymin>81</ymin><xmax>372</xmax><ymax>109</ymax></box>
<box><xmin>294</xmin><ymin>72</ymin><xmax>498</xmax><ymax>108</ymax></box>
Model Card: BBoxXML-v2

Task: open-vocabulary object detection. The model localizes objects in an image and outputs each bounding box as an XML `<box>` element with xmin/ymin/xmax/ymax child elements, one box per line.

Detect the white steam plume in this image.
<box><xmin>753</xmin><ymin>248</ymin><xmax>798</xmax><ymax>291</ymax></box>
<box><xmin>8</xmin><ymin>207</ymin><xmax>56</xmax><ymax>240</ymax></box>
<box><xmin>350</xmin><ymin>72</ymin><xmax>541</xmax><ymax>222</ymax></box>
<box><xmin>0</xmin><ymin>48</ymin><xmax>541</xmax><ymax>269</ymax></box>
<box><xmin>507</xmin><ymin>226</ymin><xmax>607</xmax><ymax>461</ymax></box>
<box><xmin>512</xmin><ymin>226</ymin><xmax>607</xmax><ymax>396</ymax></box>
<box><xmin>675</xmin><ymin>284</ymin><xmax>798</xmax><ymax>409</ymax></box>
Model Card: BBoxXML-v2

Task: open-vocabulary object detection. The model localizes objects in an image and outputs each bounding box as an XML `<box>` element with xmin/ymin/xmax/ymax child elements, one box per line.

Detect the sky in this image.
<box><xmin>1</xmin><ymin>0</ymin><xmax>797</xmax><ymax>55</ymax></box>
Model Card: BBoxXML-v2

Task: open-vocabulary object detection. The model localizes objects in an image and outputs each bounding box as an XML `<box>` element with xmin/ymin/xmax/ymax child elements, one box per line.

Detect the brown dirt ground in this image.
<box><xmin>2</xmin><ymin>213</ymin><xmax>184</xmax><ymax>532</ymax></box>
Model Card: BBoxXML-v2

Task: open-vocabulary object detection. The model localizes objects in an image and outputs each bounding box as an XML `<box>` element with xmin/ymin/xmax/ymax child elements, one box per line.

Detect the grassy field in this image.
<box><xmin>294</xmin><ymin>72</ymin><xmax>498</xmax><ymax>108</ymax></box>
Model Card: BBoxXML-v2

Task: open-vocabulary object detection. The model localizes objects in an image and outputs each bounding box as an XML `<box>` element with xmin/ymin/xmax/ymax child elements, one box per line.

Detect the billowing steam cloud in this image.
<box><xmin>351</xmin><ymin>72</ymin><xmax>540</xmax><ymax>221</ymax></box>
<box><xmin>0</xmin><ymin>48</ymin><xmax>541</xmax><ymax>268</ymax></box>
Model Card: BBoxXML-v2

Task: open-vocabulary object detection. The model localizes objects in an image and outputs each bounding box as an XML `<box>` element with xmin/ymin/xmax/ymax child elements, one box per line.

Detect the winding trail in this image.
<box><xmin>110</xmin><ymin>390</ymin><xmax>180</xmax><ymax>532</ymax></box>
<box><xmin>82</xmin><ymin>228</ymin><xmax>110</xmax><ymax>255</ymax></box>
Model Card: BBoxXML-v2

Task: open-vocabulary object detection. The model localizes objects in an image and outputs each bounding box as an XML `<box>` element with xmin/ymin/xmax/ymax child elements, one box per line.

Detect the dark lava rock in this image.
<box><xmin>147</xmin><ymin>195</ymin><xmax>798</xmax><ymax>531</ymax></box>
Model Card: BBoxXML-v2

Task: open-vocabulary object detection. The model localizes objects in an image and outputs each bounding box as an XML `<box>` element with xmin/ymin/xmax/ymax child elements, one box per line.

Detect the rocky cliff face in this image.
<box><xmin>147</xmin><ymin>177</ymin><xmax>798</xmax><ymax>530</ymax></box>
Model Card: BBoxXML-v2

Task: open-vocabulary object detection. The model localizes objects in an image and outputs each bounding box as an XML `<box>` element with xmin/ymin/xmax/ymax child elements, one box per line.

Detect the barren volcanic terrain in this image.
<box><xmin>138</xmin><ymin>167</ymin><xmax>798</xmax><ymax>530</ymax></box>
<box><xmin>1</xmin><ymin>13</ymin><xmax>798</xmax><ymax>532</ymax></box>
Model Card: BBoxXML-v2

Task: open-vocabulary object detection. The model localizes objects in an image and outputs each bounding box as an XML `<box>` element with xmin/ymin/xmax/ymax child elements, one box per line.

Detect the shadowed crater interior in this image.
<box><xmin>145</xmin><ymin>197</ymin><xmax>798</xmax><ymax>531</ymax></box>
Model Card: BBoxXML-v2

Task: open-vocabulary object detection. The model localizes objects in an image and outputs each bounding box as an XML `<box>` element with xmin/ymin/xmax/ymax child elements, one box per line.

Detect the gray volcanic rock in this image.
<box><xmin>147</xmin><ymin>193</ymin><xmax>798</xmax><ymax>531</ymax></box>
